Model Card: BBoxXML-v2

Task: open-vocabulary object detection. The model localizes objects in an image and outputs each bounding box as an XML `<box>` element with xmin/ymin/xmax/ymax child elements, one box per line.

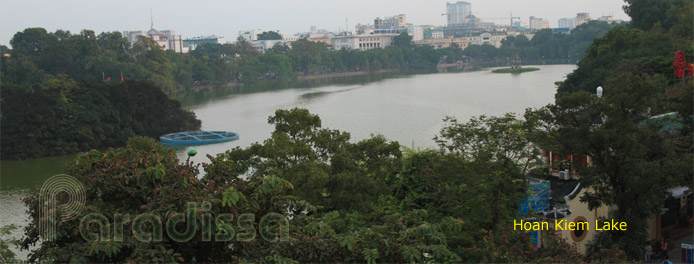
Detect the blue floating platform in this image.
<box><xmin>160</xmin><ymin>131</ymin><xmax>239</xmax><ymax>145</ymax></box>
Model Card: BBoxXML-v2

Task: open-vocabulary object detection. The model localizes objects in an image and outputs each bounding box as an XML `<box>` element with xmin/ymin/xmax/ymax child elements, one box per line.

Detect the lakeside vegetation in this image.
<box><xmin>0</xmin><ymin>79</ymin><xmax>201</xmax><ymax>159</ymax></box>
<box><xmin>492</xmin><ymin>67</ymin><xmax>540</xmax><ymax>73</ymax></box>
<box><xmin>0</xmin><ymin>18</ymin><xmax>618</xmax><ymax>160</ymax></box>
<box><xmin>1</xmin><ymin>0</ymin><xmax>692</xmax><ymax>262</ymax></box>
<box><xmin>0</xmin><ymin>19</ymin><xmax>616</xmax><ymax>95</ymax></box>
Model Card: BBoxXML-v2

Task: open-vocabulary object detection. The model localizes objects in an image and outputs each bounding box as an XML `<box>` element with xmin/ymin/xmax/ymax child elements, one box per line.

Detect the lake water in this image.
<box><xmin>0</xmin><ymin>64</ymin><xmax>575</xmax><ymax>259</ymax></box>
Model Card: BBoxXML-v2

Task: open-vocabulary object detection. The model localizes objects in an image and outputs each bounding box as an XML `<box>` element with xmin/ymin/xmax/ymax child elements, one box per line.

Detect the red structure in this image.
<box><xmin>673</xmin><ymin>50</ymin><xmax>686</xmax><ymax>79</ymax></box>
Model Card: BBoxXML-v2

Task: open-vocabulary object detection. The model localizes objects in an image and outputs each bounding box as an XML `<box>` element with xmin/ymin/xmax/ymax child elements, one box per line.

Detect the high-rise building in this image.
<box><xmin>446</xmin><ymin>1</ymin><xmax>472</xmax><ymax>26</ymax></box>
<box><xmin>558</xmin><ymin>18</ymin><xmax>577</xmax><ymax>29</ymax></box>
<box><xmin>374</xmin><ymin>14</ymin><xmax>407</xmax><ymax>30</ymax></box>
<box><xmin>529</xmin><ymin>16</ymin><xmax>549</xmax><ymax>30</ymax></box>
<box><xmin>407</xmin><ymin>25</ymin><xmax>424</xmax><ymax>41</ymax></box>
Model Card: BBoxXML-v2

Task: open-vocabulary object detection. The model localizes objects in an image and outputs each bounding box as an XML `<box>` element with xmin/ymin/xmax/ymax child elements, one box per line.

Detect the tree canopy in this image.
<box><xmin>256</xmin><ymin>31</ymin><xmax>283</xmax><ymax>40</ymax></box>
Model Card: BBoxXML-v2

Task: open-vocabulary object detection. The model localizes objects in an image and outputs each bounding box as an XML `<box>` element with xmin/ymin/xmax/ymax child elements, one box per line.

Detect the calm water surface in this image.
<box><xmin>176</xmin><ymin>65</ymin><xmax>575</xmax><ymax>164</ymax></box>
<box><xmin>0</xmin><ymin>65</ymin><xmax>575</xmax><ymax>259</ymax></box>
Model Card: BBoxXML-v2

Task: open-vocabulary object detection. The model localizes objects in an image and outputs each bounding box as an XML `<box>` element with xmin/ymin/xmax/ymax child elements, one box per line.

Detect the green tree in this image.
<box><xmin>9</xmin><ymin>27</ymin><xmax>57</xmax><ymax>57</ymax></box>
<box><xmin>393</xmin><ymin>32</ymin><xmax>413</xmax><ymax>47</ymax></box>
<box><xmin>538</xmin><ymin>73</ymin><xmax>690</xmax><ymax>258</ymax></box>
<box><xmin>257</xmin><ymin>31</ymin><xmax>283</xmax><ymax>40</ymax></box>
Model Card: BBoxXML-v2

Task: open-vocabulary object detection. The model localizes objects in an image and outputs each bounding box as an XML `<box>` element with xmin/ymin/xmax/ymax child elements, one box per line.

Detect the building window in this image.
<box><xmin>571</xmin><ymin>216</ymin><xmax>589</xmax><ymax>242</ymax></box>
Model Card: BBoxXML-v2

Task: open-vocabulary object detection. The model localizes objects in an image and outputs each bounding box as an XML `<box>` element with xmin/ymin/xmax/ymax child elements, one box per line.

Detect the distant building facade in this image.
<box><xmin>431</xmin><ymin>31</ymin><xmax>445</xmax><ymax>39</ymax></box>
<box><xmin>529</xmin><ymin>16</ymin><xmax>549</xmax><ymax>30</ymax></box>
<box><xmin>415</xmin><ymin>37</ymin><xmax>469</xmax><ymax>50</ymax></box>
<box><xmin>446</xmin><ymin>1</ymin><xmax>472</xmax><ymax>26</ymax></box>
<box><xmin>123</xmin><ymin>25</ymin><xmax>183</xmax><ymax>53</ymax></box>
<box><xmin>251</xmin><ymin>39</ymin><xmax>290</xmax><ymax>54</ymax></box>
<box><xmin>558</xmin><ymin>18</ymin><xmax>577</xmax><ymax>30</ymax></box>
<box><xmin>374</xmin><ymin>14</ymin><xmax>407</xmax><ymax>30</ymax></box>
<box><xmin>331</xmin><ymin>34</ymin><xmax>397</xmax><ymax>51</ymax></box>
<box><xmin>238</xmin><ymin>29</ymin><xmax>264</xmax><ymax>42</ymax></box>
<box><xmin>464</xmin><ymin>32</ymin><xmax>506</xmax><ymax>48</ymax></box>
<box><xmin>183</xmin><ymin>35</ymin><xmax>225</xmax><ymax>51</ymax></box>
<box><xmin>407</xmin><ymin>25</ymin><xmax>424</xmax><ymax>41</ymax></box>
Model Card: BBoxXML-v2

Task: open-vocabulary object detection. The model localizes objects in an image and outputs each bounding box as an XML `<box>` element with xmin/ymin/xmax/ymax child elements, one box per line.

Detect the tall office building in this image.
<box><xmin>446</xmin><ymin>1</ymin><xmax>472</xmax><ymax>26</ymax></box>
<box><xmin>558</xmin><ymin>18</ymin><xmax>577</xmax><ymax>29</ymax></box>
<box><xmin>529</xmin><ymin>16</ymin><xmax>549</xmax><ymax>30</ymax></box>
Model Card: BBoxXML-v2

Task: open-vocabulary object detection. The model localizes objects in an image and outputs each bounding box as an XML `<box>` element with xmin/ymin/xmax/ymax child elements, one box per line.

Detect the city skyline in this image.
<box><xmin>0</xmin><ymin>0</ymin><xmax>630</xmax><ymax>46</ymax></box>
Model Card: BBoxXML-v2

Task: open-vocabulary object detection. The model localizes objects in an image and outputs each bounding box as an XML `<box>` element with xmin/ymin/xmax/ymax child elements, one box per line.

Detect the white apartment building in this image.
<box><xmin>558</xmin><ymin>18</ymin><xmax>577</xmax><ymax>29</ymax></box>
<box><xmin>529</xmin><ymin>16</ymin><xmax>549</xmax><ymax>30</ymax></box>
<box><xmin>282</xmin><ymin>33</ymin><xmax>301</xmax><ymax>42</ymax></box>
<box><xmin>407</xmin><ymin>25</ymin><xmax>424</xmax><ymax>41</ymax></box>
<box><xmin>431</xmin><ymin>31</ymin><xmax>445</xmax><ymax>39</ymax></box>
<box><xmin>331</xmin><ymin>34</ymin><xmax>397</xmax><ymax>51</ymax></box>
<box><xmin>238</xmin><ymin>29</ymin><xmax>264</xmax><ymax>42</ymax></box>
<box><xmin>464</xmin><ymin>32</ymin><xmax>506</xmax><ymax>48</ymax></box>
<box><xmin>123</xmin><ymin>27</ymin><xmax>183</xmax><ymax>53</ymax></box>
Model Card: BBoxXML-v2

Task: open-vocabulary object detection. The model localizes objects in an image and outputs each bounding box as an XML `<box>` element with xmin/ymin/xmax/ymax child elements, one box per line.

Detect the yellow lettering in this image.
<box><xmin>568</xmin><ymin>221</ymin><xmax>575</xmax><ymax>230</ymax></box>
<box><xmin>555</xmin><ymin>219</ymin><xmax>565</xmax><ymax>230</ymax></box>
<box><xmin>619</xmin><ymin>222</ymin><xmax>627</xmax><ymax>230</ymax></box>
<box><xmin>576</xmin><ymin>221</ymin><xmax>589</xmax><ymax>231</ymax></box>
<box><xmin>514</xmin><ymin>219</ymin><xmax>523</xmax><ymax>230</ymax></box>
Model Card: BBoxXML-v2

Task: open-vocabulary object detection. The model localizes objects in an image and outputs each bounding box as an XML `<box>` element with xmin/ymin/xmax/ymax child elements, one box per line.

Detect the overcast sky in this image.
<box><xmin>0</xmin><ymin>0</ymin><xmax>630</xmax><ymax>46</ymax></box>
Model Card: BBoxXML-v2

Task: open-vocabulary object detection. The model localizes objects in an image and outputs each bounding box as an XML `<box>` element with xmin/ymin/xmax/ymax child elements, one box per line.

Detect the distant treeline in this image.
<box><xmin>1</xmin><ymin>21</ymin><xmax>615</xmax><ymax>94</ymax></box>
<box><xmin>463</xmin><ymin>21</ymin><xmax>618</xmax><ymax>63</ymax></box>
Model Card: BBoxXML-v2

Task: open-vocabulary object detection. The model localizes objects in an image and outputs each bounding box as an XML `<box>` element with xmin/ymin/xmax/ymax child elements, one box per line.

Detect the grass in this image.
<box><xmin>492</xmin><ymin>67</ymin><xmax>540</xmax><ymax>73</ymax></box>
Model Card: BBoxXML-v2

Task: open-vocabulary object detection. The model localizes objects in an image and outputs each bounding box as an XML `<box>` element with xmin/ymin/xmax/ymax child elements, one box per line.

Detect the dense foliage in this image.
<box><xmin>462</xmin><ymin>21</ymin><xmax>618</xmax><ymax>63</ymax></box>
<box><xmin>0</xmin><ymin>79</ymin><xmax>200</xmax><ymax>159</ymax></box>
<box><xmin>256</xmin><ymin>31</ymin><xmax>283</xmax><ymax>41</ymax></box>
<box><xmin>535</xmin><ymin>0</ymin><xmax>694</xmax><ymax>259</ymax></box>
<box><xmin>18</xmin><ymin>109</ymin><xmax>583</xmax><ymax>263</ymax></box>
<box><xmin>1</xmin><ymin>24</ymin><xmax>614</xmax><ymax>94</ymax></box>
<box><xmin>555</xmin><ymin>0</ymin><xmax>693</xmax><ymax>97</ymax></box>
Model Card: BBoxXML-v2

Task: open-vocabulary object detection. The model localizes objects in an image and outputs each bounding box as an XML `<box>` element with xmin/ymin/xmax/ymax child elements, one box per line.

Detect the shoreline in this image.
<box><xmin>296</xmin><ymin>69</ymin><xmax>399</xmax><ymax>81</ymax></box>
<box><xmin>173</xmin><ymin>62</ymin><xmax>574</xmax><ymax>95</ymax></box>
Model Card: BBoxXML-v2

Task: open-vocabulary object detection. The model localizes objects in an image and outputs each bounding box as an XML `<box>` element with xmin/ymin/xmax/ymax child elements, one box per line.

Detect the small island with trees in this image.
<box><xmin>492</xmin><ymin>54</ymin><xmax>539</xmax><ymax>73</ymax></box>
<box><xmin>492</xmin><ymin>67</ymin><xmax>540</xmax><ymax>73</ymax></box>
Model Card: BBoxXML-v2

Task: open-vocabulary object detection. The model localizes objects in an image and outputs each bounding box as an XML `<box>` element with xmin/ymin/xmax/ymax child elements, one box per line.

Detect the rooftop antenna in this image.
<box><xmin>150</xmin><ymin>9</ymin><xmax>154</xmax><ymax>29</ymax></box>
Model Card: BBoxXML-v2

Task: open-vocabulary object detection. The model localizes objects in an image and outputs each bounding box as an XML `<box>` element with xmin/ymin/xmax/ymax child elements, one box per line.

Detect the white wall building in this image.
<box><xmin>558</xmin><ymin>18</ymin><xmax>577</xmax><ymax>29</ymax></box>
<box><xmin>282</xmin><ymin>33</ymin><xmax>301</xmax><ymax>42</ymax></box>
<box><xmin>123</xmin><ymin>26</ymin><xmax>183</xmax><ymax>53</ymax></box>
<box><xmin>464</xmin><ymin>32</ymin><xmax>506</xmax><ymax>48</ymax></box>
<box><xmin>431</xmin><ymin>31</ymin><xmax>445</xmax><ymax>39</ymax></box>
<box><xmin>407</xmin><ymin>25</ymin><xmax>424</xmax><ymax>41</ymax></box>
<box><xmin>529</xmin><ymin>16</ymin><xmax>549</xmax><ymax>30</ymax></box>
<box><xmin>331</xmin><ymin>34</ymin><xmax>397</xmax><ymax>51</ymax></box>
<box><xmin>251</xmin><ymin>39</ymin><xmax>290</xmax><ymax>54</ymax></box>
<box><xmin>238</xmin><ymin>29</ymin><xmax>264</xmax><ymax>42</ymax></box>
